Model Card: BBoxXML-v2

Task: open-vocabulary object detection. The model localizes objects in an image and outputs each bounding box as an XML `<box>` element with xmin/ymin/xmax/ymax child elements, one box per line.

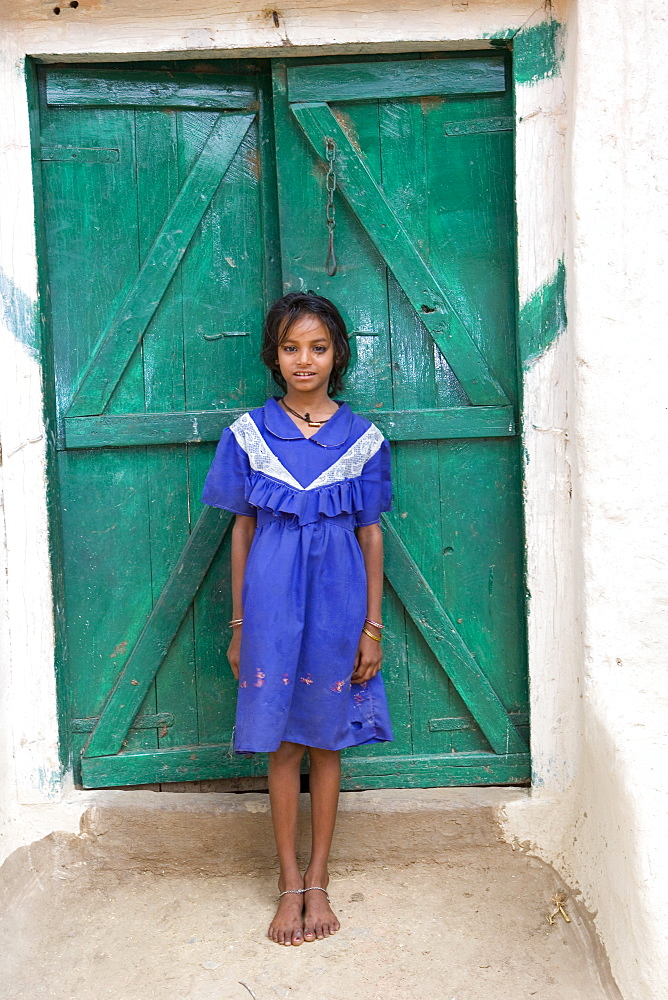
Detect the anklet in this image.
<box><xmin>303</xmin><ymin>886</ymin><xmax>331</xmax><ymax>902</ymax></box>
<box><xmin>277</xmin><ymin>888</ymin><xmax>305</xmax><ymax>899</ymax></box>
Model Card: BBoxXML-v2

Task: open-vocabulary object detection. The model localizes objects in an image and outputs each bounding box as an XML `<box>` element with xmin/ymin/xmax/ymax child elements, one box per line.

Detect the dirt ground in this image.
<box><xmin>1</xmin><ymin>838</ymin><xmax>620</xmax><ymax>1000</ymax></box>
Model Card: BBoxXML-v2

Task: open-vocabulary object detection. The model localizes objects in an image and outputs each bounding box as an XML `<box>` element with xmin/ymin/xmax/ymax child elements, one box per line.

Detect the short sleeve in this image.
<box><xmin>355</xmin><ymin>437</ymin><xmax>392</xmax><ymax>527</ymax></box>
<box><xmin>201</xmin><ymin>426</ymin><xmax>256</xmax><ymax>516</ymax></box>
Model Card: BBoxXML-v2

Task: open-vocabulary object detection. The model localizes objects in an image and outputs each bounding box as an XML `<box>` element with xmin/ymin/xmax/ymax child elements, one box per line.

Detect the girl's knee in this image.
<box><xmin>271</xmin><ymin>741</ymin><xmax>306</xmax><ymax>765</ymax></box>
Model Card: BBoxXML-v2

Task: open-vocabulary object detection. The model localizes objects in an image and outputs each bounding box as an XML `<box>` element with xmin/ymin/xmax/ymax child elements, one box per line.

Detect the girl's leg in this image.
<box><xmin>268</xmin><ymin>740</ymin><xmax>307</xmax><ymax>946</ymax></box>
<box><xmin>303</xmin><ymin>747</ymin><xmax>341</xmax><ymax>941</ymax></box>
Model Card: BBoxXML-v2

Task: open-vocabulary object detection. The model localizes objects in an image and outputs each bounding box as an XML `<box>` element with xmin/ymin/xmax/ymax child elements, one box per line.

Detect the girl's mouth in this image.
<box><xmin>293</xmin><ymin>372</ymin><xmax>316</xmax><ymax>378</ymax></box>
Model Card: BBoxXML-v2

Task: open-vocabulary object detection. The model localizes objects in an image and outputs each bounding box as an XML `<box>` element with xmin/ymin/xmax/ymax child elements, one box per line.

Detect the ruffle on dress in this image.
<box><xmin>245</xmin><ymin>470</ymin><xmax>365</xmax><ymax>526</ymax></box>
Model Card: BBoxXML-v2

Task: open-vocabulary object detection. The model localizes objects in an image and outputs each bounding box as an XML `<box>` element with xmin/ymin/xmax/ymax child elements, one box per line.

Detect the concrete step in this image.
<box><xmin>70</xmin><ymin>787</ymin><xmax>529</xmax><ymax>874</ymax></box>
<box><xmin>0</xmin><ymin>788</ymin><xmax>622</xmax><ymax>1000</ymax></box>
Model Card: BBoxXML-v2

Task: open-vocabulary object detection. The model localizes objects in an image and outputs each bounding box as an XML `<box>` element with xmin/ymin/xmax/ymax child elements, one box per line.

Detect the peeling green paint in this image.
<box><xmin>518</xmin><ymin>260</ymin><xmax>566</xmax><ymax>368</ymax></box>
<box><xmin>484</xmin><ymin>18</ymin><xmax>564</xmax><ymax>84</ymax></box>
<box><xmin>0</xmin><ymin>268</ymin><xmax>38</xmax><ymax>354</ymax></box>
<box><xmin>35</xmin><ymin>764</ymin><xmax>62</xmax><ymax>800</ymax></box>
<box><xmin>484</xmin><ymin>31</ymin><xmax>515</xmax><ymax>43</ymax></box>
<box><xmin>513</xmin><ymin>19</ymin><xmax>565</xmax><ymax>85</ymax></box>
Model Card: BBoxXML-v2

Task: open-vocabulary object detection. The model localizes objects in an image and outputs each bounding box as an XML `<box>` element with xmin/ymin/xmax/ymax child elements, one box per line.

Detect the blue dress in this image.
<box><xmin>202</xmin><ymin>397</ymin><xmax>394</xmax><ymax>753</ymax></box>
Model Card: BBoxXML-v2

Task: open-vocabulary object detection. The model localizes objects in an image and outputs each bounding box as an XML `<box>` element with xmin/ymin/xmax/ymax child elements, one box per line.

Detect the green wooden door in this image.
<box><xmin>273</xmin><ymin>54</ymin><xmax>528</xmax><ymax>786</ymax></box>
<box><xmin>37</xmin><ymin>55</ymin><xmax>528</xmax><ymax>789</ymax></box>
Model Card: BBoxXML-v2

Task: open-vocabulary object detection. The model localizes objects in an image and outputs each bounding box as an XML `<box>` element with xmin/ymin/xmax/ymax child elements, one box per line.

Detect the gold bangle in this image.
<box><xmin>362</xmin><ymin>627</ymin><xmax>382</xmax><ymax>642</ymax></box>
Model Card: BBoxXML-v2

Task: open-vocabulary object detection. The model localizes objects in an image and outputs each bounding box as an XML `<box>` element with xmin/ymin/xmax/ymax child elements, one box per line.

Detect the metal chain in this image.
<box><xmin>325</xmin><ymin>137</ymin><xmax>338</xmax><ymax>276</ymax></box>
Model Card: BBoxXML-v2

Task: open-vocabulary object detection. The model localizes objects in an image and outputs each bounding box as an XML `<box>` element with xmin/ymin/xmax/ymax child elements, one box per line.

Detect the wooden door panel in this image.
<box><xmin>181</xmin><ymin>112</ymin><xmax>268</xmax><ymax>411</ymax></box>
<box><xmin>39</xmin><ymin>107</ymin><xmax>139</xmax><ymax>420</ymax></box>
<box><xmin>291</xmin><ymin>101</ymin><xmax>510</xmax><ymax>408</ymax></box>
<box><xmin>275</xmin><ymin>53</ymin><xmax>529</xmax><ymax>785</ymax></box>
<box><xmin>39</xmin><ymin>64</ymin><xmax>277</xmax><ymax>785</ymax></box>
<box><xmin>273</xmin><ymin>71</ymin><xmax>396</xmax><ymax>412</ymax></box>
<box><xmin>134</xmin><ymin>110</ymin><xmax>195</xmax><ymax>753</ymax></box>
<box><xmin>192</xmin><ymin>534</ymin><xmax>236</xmax><ymax>747</ymax></box>
<box><xmin>58</xmin><ymin>449</ymin><xmax>154</xmax><ymax>755</ymax></box>
<box><xmin>84</xmin><ymin>506</ymin><xmax>231</xmax><ymax>758</ymax></box>
<box><xmin>382</xmin><ymin>520</ymin><xmax>526</xmax><ymax>755</ymax></box>
<box><xmin>67</xmin><ymin>112</ymin><xmax>256</xmax><ymax>418</ymax></box>
<box><xmin>424</xmin><ymin>97</ymin><xmax>518</xmax><ymax>401</ymax></box>
<box><xmin>379</xmin><ymin>99</ymin><xmax>469</xmax><ymax>411</ymax></box>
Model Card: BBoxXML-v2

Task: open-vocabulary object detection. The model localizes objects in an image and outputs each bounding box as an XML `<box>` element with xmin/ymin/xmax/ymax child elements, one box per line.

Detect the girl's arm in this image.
<box><xmin>227</xmin><ymin>513</ymin><xmax>257</xmax><ymax>679</ymax></box>
<box><xmin>352</xmin><ymin>522</ymin><xmax>384</xmax><ymax>683</ymax></box>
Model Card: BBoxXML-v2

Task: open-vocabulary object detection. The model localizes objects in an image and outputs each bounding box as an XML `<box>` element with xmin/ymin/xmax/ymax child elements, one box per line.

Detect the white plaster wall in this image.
<box><xmin>0</xmin><ymin>34</ymin><xmax>68</xmax><ymax>860</ymax></box>
<box><xmin>514</xmin><ymin>53</ymin><xmax>578</xmax><ymax>798</ymax></box>
<box><xmin>2</xmin><ymin>0</ymin><xmax>537</xmax><ymax>58</ymax></box>
<box><xmin>504</xmin><ymin>3</ymin><xmax>668</xmax><ymax>999</ymax></box>
<box><xmin>567</xmin><ymin>1</ymin><xmax>668</xmax><ymax>992</ymax></box>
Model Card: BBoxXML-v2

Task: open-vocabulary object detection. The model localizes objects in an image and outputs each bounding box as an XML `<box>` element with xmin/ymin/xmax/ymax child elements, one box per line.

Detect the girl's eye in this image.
<box><xmin>313</xmin><ymin>345</ymin><xmax>328</xmax><ymax>353</ymax></box>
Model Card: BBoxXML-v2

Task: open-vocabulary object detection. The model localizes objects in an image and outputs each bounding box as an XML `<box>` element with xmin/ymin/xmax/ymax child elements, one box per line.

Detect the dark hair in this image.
<box><xmin>261</xmin><ymin>292</ymin><xmax>350</xmax><ymax>397</ymax></box>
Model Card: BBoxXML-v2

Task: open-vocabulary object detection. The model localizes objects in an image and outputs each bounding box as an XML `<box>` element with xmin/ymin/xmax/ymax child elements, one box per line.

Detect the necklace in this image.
<box><xmin>280</xmin><ymin>398</ymin><xmax>334</xmax><ymax>428</ymax></box>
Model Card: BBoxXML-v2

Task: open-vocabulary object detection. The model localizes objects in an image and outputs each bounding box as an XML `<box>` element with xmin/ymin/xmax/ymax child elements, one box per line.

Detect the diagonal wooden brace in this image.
<box><xmin>84</xmin><ymin>506</ymin><xmax>233</xmax><ymax>758</ymax></box>
<box><xmin>67</xmin><ymin>112</ymin><xmax>256</xmax><ymax>418</ymax></box>
<box><xmin>382</xmin><ymin>515</ymin><xmax>527</xmax><ymax>755</ymax></box>
<box><xmin>291</xmin><ymin>102</ymin><xmax>510</xmax><ymax>408</ymax></box>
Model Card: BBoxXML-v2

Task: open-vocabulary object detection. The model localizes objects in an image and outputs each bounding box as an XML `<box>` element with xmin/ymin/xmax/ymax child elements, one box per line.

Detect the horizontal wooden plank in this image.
<box><xmin>72</xmin><ymin>712</ymin><xmax>174</xmax><ymax>734</ymax></box>
<box><xmin>45</xmin><ymin>68</ymin><xmax>257</xmax><ymax>109</ymax></box>
<box><xmin>64</xmin><ymin>410</ymin><xmax>242</xmax><ymax>448</ymax></box>
<box><xmin>288</xmin><ymin>56</ymin><xmax>506</xmax><ymax>103</ymax></box>
<box><xmin>81</xmin><ymin>744</ymin><xmax>268</xmax><ymax>787</ymax></box>
<box><xmin>373</xmin><ymin>407</ymin><xmax>514</xmax><ymax>440</ymax></box>
<box><xmin>80</xmin><ymin>745</ymin><xmax>529</xmax><ymax>788</ymax></box>
<box><xmin>341</xmin><ymin>753</ymin><xmax>530</xmax><ymax>789</ymax></box>
<box><xmin>63</xmin><ymin>406</ymin><xmax>515</xmax><ymax>449</ymax></box>
<box><xmin>40</xmin><ymin>145</ymin><xmax>119</xmax><ymax>163</ymax></box>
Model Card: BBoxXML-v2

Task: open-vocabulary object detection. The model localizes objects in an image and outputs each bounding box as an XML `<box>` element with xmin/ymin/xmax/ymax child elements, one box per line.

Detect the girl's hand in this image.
<box><xmin>351</xmin><ymin>630</ymin><xmax>383</xmax><ymax>684</ymax></box>
<box><xmin>227</xmin><ymin>629</ymin><xmax>241</xmax><ymax>680</ymax></box>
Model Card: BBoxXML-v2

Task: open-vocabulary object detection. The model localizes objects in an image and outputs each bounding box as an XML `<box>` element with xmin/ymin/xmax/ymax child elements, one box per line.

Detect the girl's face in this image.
<box><xmin>276</xmin><ymin>314</ymin><xmax>335</xmax><ymax>396</ymax></box>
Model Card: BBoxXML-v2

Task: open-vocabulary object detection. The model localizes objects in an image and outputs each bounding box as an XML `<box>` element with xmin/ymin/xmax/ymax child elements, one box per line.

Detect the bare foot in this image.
<box><xmin>268</xmin><ymin>879</ymin><xmax>305</xmax><ymax>946</ymax></box>
<box><xmin>302</xmin><ymin>874</ymin><xmax>340</xmax><ymax>942</ymax></box>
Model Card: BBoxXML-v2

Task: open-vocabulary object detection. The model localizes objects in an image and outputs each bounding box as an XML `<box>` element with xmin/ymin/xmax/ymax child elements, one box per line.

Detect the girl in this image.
<box><xmin>202</xmin><ymin>292</ymin><xmax>393</xmax><ymax>946</ymax></box>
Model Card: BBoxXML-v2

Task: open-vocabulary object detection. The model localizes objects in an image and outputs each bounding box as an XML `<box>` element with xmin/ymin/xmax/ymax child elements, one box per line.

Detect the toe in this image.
<box><xmin>292</xmin><ymin>929</ymin><xmax>303</xmax><ymax>946</ymax></box>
